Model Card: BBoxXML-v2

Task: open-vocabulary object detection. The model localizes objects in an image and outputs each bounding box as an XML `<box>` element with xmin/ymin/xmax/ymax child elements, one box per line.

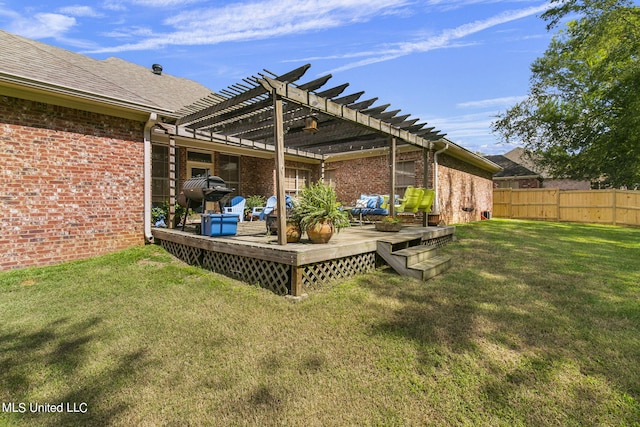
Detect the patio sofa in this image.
<box><xmin>350</xmin><ymin>194</ymin><xmax>389</xmax><ymax>223</ymax></box>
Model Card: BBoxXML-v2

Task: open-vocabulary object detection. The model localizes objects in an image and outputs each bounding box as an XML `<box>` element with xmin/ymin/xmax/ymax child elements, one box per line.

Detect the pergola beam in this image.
<box><xmin>258</xmin><ymin>77</ymin><xmax>436</xmax><ymax>150</ymax></box>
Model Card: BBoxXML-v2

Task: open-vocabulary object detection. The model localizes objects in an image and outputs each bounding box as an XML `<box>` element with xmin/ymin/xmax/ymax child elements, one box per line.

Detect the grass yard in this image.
<box><xmin>1</xmin><ymin>219</ymin><xmax>639</xmax><ymax>426</ymax></box>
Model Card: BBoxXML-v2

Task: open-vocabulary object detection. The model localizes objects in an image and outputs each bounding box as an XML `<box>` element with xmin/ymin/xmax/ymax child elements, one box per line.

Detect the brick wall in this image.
<box><xmin>0</xmin><ymin>96</ymin><xmax>145</xmax><ymax>270</ymax></box>
<box><xmin>542</xmin><ymin>179</ymin><xmax>591</xmax><ymax>190</ymax></box>
<box><xmin>437</xmin><ymin>154</ymin><xmax>494</xmax><ymax>224</ymax></box>
<box><xmin>326</xmin><ymin>149</ymin><xmax>494</xmax><ymax>225</ymax></box>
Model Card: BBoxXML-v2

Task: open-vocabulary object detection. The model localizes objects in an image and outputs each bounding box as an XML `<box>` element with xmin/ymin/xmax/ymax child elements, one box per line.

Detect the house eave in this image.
<box><xmin>433</xmin><ymin>139</ymin><xmax>503</xmax><ymax>173</ymax></box>
<box><xmin>0</xmin><ymin>72</ymin><xmax>177</xmax><ymax>121</ymax></box>
<box><xmin>493</xmin><ymin>175</ymin><xmax>540</xmax><ymax>180</ymax></box>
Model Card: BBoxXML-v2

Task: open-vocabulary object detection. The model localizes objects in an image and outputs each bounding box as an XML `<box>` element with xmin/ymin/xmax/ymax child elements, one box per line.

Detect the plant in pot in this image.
<box><xmin>293</xmin><ymin>181</ymin><xmax>350</xmax><ymax>244</ymax></box>
<box><xmin>244</xmin><ymin>195</ymin><xmax>266</xmax><ymax>221</ymax></box>
<box><xmin>375</xmin><ymin>215</ymin><xmax>402</xmax><ymax>232</ymax></box>
<box><xmin>284</xmin><ymin>200</ymin><xmax>303</xmax><ymax>243</ymax></box>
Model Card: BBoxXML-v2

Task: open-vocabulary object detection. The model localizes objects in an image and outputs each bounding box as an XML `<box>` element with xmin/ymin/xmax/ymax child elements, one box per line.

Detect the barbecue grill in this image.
<box><xmin>180</xmin><ymin>175</ymin><xmax>233</xmax><ymax>230</ymax></box>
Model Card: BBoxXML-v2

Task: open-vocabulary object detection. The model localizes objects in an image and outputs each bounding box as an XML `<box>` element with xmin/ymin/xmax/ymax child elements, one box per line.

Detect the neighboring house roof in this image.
<box><xmin>485</xmin><ymin>155</ymin><xmax>539</xmax><ymax>178</ymax></box>
<box><xmin>503</xmin><ymin>147</ymin><xmax>546</xmax><ymax>177</ymax></box>
<box><xmin>0</xmin><ymin>30</ymin><xmax>212</xmax><ymax>115</ymax></box>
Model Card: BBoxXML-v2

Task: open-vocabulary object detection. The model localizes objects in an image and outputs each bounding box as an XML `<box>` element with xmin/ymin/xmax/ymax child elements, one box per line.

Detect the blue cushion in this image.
<box><xmin>363</xmin><ymin>195</ymin><xmax>379</xmax><ymax>209</ymax></box>
<box><xmin>352</xmin><ymin>207</ymin><xmax>388</xmax><ymax>216</ymax></box>
<box><xmin>365</xmin><ymin>208</ymin><xmax>388</xmax><ymax>215</ymax></box>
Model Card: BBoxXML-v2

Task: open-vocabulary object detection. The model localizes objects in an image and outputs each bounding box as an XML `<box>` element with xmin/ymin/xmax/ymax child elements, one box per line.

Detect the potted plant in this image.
<box><xmin>293</xmin><ymin>181</ymin><xmax>350</xmax><ymax>244</ymax></box>
<box><xmin>244</xmin><ymin>195</ymin><xmax>266</xmax><ymax>221</ymax></box>
<box><xmin>375</xmin><ymin>215</ymin><xmax>402</xmax><ymax>232</ymax></box>
<box><xmin>284</xmin><ymin>200</ymin><xmax>303</xmax><ymax>243</ymax></box>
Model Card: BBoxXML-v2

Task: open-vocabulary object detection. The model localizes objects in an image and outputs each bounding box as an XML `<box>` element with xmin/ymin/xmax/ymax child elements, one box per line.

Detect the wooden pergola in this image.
<box><xmin>174</xmin><ymin>64</ymin><xmax>446</xmax><ymax>244</ymax></box>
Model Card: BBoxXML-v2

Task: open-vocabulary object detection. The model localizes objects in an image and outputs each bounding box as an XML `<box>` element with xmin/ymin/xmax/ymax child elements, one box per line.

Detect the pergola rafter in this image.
<box><xmin>173</xmin><ymin>64</ymin><xmax>448</xmax><ymax>244</ymax></box>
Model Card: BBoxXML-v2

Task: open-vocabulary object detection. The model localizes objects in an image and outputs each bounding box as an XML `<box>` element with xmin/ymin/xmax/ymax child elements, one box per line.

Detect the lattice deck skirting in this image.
<box><xmin>160</xmin><ymin>240</ymin><xmax>202</xmax><ymax>266</ymax></box>
<box><xmin>202</xmin><ymin>250</ymin><xmax>290</xmax><ymax>295</ymax></box>
<box><xmin>159</xmin><ymin>239</ymin><xmax>379</xmax><ymax>295</ymax></box>
<box><xmin>302</xmin><ymin>252</ymin><xmax>377</xmax><ymax>290</ymax></box>
<box><xmin>424</xmin><ymin>234</ymin><xmax>454</xmax><ymax>248</ymax></box>
<box><xmin>153</xmin><ymin>224</ymin><xmax>455</xmax><ymax>296</ymax></box>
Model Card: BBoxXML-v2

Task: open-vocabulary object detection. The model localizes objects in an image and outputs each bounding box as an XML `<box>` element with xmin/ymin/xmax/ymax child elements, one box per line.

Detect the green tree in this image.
<box><xmin>492</xmin><ymin>0</ymin><xmax>640</xmax><ymax>188</ymax></box>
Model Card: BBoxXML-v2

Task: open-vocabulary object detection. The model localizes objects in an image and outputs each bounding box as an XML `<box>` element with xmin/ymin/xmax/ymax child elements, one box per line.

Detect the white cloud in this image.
<box><xmin>457</xmin><ymin>96</ymin><xmax>526</xmax><ymax>109</ymax></box>
<box><xmin>58</xmin><ymin>6</ymin><xmax>102</xmax><ymax>18</ymax></box>
<box><xmin>130</xmin><ymin>0</ymin><xmax>201</xmax><ymax>5</ymax></box>
<box><xmin>86</xmin><ymin>0</ymin><xmax>412</xmax><ymax>53</ymax></box>
<box><xmin>325</xmin><ymin>3</ymin><xmax>552</xmax><ymax>73</ymax></box>
<box><xmin>8</xmin><ymin>13</ymin><xmax>77</xmax><ymax>39</ymax></box>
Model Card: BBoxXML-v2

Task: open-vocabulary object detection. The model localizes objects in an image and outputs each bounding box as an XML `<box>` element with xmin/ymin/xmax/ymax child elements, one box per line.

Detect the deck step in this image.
<box><xmin>392</xmin><ymin>244</ymin><xmax>439</xmax><ymax>265</ymax></box>
<box><xmin>376</xmin><ymin>238</ymin><xmax>452</xmax><ymax>281</ymax></box>
<box><xmin>407</xmin><ymin>255</ymin><xmax>451</xmax><ymax>281</ymax></box>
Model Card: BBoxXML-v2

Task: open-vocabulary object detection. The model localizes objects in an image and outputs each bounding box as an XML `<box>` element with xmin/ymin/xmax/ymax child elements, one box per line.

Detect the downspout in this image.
<box><xmin>432</xmin><ymin>142</ymin><xmax>449</xmax><ymax>214</ymax></box>
<box><xmin>144</xmin><ymin>113</ymin><xmax>158</xmax><ymax>243</ymax></box>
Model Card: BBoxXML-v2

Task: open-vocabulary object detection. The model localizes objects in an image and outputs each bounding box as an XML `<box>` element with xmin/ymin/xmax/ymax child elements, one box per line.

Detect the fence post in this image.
<box><xmin>612</xmin><ymin>189</ymin><xmax>617</xmax><ymax>226</ymax></box>
<box><xmin>556</xmin><ymin>188</ymin><xmax>561</xmax><ymax>222</ymax></box>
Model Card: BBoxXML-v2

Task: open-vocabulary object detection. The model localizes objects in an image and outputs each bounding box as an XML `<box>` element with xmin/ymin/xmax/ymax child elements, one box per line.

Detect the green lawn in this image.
<box><xmin>1</xmin><ymin>219</ymin><xmax>639</xmax><ymax>426</ymax></box>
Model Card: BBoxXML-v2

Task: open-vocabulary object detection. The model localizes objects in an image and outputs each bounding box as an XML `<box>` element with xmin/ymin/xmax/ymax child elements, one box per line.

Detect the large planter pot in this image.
<box><xmin>285</xmin><ymin>220</ymin><xmax>302</xmax><ymax>243</ymax></box>
<box><xmin>375</xmin><ymin>221</ymin><xmax>402</xmax><ymax>232</ymax></box>
<box><xmin>306</xmin><ymin>220</ymin><xmax>335</xmax><ymax>244</ymax></box>
<box><xmin>266</xmin><ymin>215</ymin><xmax>301</xmax><ymax>243</ymax></box>
<box><xmin>427</xmin><ymin>213</ymin><xmax>440</xmax><ymax>227</ymax></box>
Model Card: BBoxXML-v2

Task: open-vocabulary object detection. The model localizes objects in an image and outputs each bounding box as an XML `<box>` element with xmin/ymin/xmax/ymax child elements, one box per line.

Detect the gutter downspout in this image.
<box><xmin>432</xmin><ymin>142</ymin><xmax>449</xmax><ymax>214</ymax></box>
<box><xmin>144</xmin><ymin>113</ymin><xmax>158</xmax><ymax>243</ymax></box>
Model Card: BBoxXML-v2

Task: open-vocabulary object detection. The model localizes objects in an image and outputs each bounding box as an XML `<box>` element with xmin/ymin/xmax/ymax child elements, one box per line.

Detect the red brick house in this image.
<box><xmin>1</xmin><ymin>30</ymin><xmax>500</xmax><ymax>271</ymax></box>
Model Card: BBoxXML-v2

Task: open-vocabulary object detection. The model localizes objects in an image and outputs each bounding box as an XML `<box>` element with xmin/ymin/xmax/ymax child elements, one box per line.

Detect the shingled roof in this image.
<box><xmin>0</xmin><ymin>30</ymin><xmax>212</xmax><ymax>114</ymax></box>
<box><xmin>485</xmin><ymin>155</ymin><xmax>540</xmax><ymax>178</ymax></box>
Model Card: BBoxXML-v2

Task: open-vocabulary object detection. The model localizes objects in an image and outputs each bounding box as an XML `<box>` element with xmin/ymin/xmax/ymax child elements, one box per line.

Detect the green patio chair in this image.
<box><xmin>417</xmin><ymin>189</ymin><xmax>435</xmax><ymax>213</ymax></box>
<box><xmin>395</xmin><ymin>186</ymin><xmax>424</xmax><ymax>213</ymax></box>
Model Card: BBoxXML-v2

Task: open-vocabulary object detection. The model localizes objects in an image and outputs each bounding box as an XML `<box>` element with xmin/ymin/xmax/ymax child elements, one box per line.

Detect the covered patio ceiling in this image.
<box><xmin>174</xmin><ymin>64</ymin><xmax>446</xmax><ymax>157</ymax></box>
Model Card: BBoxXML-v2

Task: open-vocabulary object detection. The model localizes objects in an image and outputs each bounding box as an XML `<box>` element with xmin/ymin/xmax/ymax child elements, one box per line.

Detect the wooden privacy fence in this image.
<box><xmin>493</xmin><ymin>189</ymin><xmax>640</xmax><ymax>227</ymax></box>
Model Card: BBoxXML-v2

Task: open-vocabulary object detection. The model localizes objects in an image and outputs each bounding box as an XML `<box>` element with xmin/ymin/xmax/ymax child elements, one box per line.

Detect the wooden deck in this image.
<box><xmin>152</xmin><ymin>221</ymin><xmax>455</xmax><ymax>296</ymax></box>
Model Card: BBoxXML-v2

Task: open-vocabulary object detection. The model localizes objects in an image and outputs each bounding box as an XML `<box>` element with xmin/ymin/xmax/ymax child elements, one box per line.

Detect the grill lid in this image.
<box><xmin>182</xmin><ymin>175</ymin><xmax>233</xmax><ymax>202</ymax></box>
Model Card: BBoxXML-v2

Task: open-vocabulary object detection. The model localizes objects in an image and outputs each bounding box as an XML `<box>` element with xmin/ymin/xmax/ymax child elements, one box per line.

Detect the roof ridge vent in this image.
<box><xmin>152</xmin><ymin>64</ymin><xmax>163</xmax><ymax>75</ymax></box>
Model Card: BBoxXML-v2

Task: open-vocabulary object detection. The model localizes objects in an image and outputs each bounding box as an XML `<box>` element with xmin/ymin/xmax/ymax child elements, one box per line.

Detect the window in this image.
<box><xmin>324</xmin><ymin>169</ymin><xmax>336</xmax><ymax>188</ymax></box>
<box><xmin>395</xmin><ymin>161</ymin><xmax>415</xmax><ymax>192</ymax></box>
<box><xmin>285</xmin><ymin>168</ymin><xmax>310</xmax><ymax>197</ymax></box>
<box><xmin>186</xmin><ymin>150</ymin><xmax>213</xmax><ymax>178</ymax></box>
<box><xmin>151</xmin><ymin>144</ymin><xmax>169</xmax><ymax>206</ymax></box>
<box><xmin>187</xmin><ymin>151</ymin><xmax>212</xmax><ymax>163</ymax></box>
<box><xmin>219</xmin><ymin>154</ymin><xmax>240</xmax><ymax>198</ymax></box>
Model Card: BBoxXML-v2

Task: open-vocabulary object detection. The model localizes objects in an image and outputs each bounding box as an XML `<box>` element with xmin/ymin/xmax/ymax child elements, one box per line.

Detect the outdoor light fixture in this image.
<box><xmin>303</xmin><ymin>116</ymin><xmax>318</xmax><ymax>133</ymax></box>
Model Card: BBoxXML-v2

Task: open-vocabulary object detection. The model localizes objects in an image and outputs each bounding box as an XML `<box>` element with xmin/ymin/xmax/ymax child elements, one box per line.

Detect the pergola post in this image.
<box><xmin>389</xmin><ymin>136</ymin><xmax>396</xmax><ymax>217</ymax></box>
<box><xmin>168</xmin><ymin>135</ymin><xmax>177</xmax><ymax>228</ymax></box>
<box><xmin>422</xmin><ymin>147</ymin><xmax>429</xmax><ymax>227</ymax></box>
<box><xmin>272</xmin><ymin>90</ymin><xmax>287</xmax><ymax>245</ymax></box>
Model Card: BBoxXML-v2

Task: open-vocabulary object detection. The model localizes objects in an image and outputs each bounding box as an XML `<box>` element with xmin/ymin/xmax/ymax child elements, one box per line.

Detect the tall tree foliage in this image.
<box><xmin>492</xmin><ymin>0</ymin><xmax>640</xmax><ymax>188</ymax></box>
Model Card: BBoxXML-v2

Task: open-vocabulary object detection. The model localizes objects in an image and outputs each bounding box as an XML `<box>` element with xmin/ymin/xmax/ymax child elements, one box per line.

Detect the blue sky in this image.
<box><xmin>1</xmin><ymin>0</ymin><xmax>561</xmax><ymax>155</ymax></box>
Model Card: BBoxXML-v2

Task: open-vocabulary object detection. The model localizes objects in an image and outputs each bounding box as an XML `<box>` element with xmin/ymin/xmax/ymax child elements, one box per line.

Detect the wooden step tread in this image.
<box><xmin>376</xmin><ymin>233</ymin><xmax>423</xmax><ymax>245</ymax></box>
<box><xmin>393</xmin><ymin>244</ymin><xmax>438</xmax><ymax>257</ymax></box>
<box><xmin>409</xmin><ymin>255</ymin><xmax>451</xmax><ymax>271</ymax></box>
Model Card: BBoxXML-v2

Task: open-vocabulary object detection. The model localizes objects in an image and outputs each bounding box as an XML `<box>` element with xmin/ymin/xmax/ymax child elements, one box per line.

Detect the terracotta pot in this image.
<box><xmin>286</xmin><ymin>220</ymin><xmax>302</xmax><ymax>243</ymax></box>
<box><xmin>305</xmin><ymin>219</ymin><xmax>334</xmax><ymax>244</ymax></box>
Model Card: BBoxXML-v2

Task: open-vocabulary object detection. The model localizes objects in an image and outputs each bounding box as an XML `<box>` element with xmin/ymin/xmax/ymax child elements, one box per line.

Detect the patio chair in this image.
<box><xmin>258</xmin><ymin>196</ymin><xmax>277</xmax><ymax>220</ymax></box>
<box><xmin>260</xmin><ymin>195</ymin><xmax>295</xmax><ymax>219</ymax></box>
<box><xmin>417</xmin><ymin>189</ymin><xmax>435</xmax><ymax>213</ymax></box>
<box><xmin>250</xmin><ymin>205</ymin><xmax>265</xmax><ymax>221</ymax></box>
<box><xmin>223</xmin><ymin>196</ymin><xmax>246</xmax><ymax>222</ymax></box>
<box><xmin>395</xmin><ymin>186</ymin><xmax>424</xmax><ymax>213</ymax></box>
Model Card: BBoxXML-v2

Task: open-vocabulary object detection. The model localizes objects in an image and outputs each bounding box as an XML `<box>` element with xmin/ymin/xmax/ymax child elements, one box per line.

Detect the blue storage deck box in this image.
<box><xmin>201</xmin><ymin>214</ymin><xmax>240</xmax><ymax>236</ymax></box>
